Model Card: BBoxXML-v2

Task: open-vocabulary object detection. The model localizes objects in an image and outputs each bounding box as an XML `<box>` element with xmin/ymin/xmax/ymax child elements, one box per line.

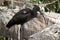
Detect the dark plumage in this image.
<box><xmin>6</xmin><ymin>5</ymin><xmax>40</xmax><ymax>28</ymax></box>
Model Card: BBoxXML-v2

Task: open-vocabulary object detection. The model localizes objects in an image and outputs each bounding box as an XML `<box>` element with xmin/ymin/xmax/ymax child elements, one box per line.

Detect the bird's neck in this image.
<box><xmin>32</xmin><ymin>10</ymin><xmax>37</xmax><ymax>17</ymax></box>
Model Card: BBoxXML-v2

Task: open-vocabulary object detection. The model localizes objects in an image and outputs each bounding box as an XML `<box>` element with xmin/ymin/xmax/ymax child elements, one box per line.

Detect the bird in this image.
<box><xmin>6</xmin><ymin>5</ymin><xmax>41</xmax><ymax>28</ymax></box>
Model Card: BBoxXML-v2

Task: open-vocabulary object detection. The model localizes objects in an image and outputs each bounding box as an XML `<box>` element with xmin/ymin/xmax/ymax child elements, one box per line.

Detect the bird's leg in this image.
<box><xmin>5</xmin><ymin>29</ymin><xmax>9</xmax><ymax>40</ymax></box>
<box><xmin>20</xmin><ymin>24</ymin><xmax>24</xmax><ymax>40</ymax></box>
<box><xmin>5</xmin><ymin>37</ymin><xmax>8</xmax><ymax>40</ymax></box>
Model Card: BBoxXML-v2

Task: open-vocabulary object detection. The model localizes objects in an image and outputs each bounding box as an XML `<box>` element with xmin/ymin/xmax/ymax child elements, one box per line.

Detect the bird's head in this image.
<box><xmin>33</xmin><ymin>5</ymin><xmax>40</xmax><ymax>12</ymax></box>
<box><xmin>33</xmin><ymin>5</ymin><xmax>41</xmax><ymax>17</ymax></box>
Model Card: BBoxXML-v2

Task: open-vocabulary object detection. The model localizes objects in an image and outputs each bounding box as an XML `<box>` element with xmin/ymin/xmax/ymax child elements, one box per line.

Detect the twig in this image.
<box><xmin>40</xmin><ymin>0</ymin><xmax>58</xmax><ymax>7</ymax></box>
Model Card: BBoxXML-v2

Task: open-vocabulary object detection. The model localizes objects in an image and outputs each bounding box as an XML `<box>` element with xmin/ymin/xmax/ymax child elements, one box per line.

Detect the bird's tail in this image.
<box><xmin>6</xmin><ymin>19</ymin><xmax>15</xmax><ymax>28</ymax></box>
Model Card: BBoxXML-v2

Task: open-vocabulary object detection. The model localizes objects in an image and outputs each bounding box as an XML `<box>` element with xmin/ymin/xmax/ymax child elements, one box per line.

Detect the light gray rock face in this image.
<box><xmin>0</xmin><ymin>6</ymin><xmax>18</xmax><ymax>39</ymax></box>
<box><xmin>28</xmin><ymin>24</ymin><xmax>60</xmax><ymax>40</ymax></box>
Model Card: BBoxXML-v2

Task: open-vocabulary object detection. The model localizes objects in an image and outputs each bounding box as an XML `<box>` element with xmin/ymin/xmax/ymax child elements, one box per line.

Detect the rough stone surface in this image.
<box><xmin>28</xmin><ymin>24</ymin><xmax>60</xmax><ymax>40</ymax></box>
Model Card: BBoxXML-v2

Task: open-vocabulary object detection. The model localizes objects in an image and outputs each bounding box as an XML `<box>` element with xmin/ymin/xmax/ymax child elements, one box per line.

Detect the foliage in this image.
<box><xmin>44</xmin><ymin>0</ymin><xmax>60</xmax><ymax>13</ymax></box>
<box><xmin>30</xmin><ymin>0</ymin><xmax>40</xmax><ymax>4</ymax></box>
<box><xmin>30</xmin><ymin>0</ymin><xmax>60</xmax><ymax>13</ymax></box>
<box><xmin>41</xmin><ymin>0</ymin><xmax>60</xmax><ymax>13</ymax></box>
<box><xmin>0</xmin><ymin>35</ymin><xmax>4</xmax><ymax>40</ymax></box>
<box><xmin>40</xmin><ymin>0</ymin><xmax>56</xmax><ymax>3</ymax></box>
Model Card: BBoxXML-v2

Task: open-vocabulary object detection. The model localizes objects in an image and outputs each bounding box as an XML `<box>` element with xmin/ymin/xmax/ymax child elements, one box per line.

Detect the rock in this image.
<box><xmin>0</xmin><ymin>7</ymin><xmax>18</xmax><ymax>39</ymax></box>
<box><xmin>28</xmin><ymin>24</ymin><xmax>60</xmax><ymax>40</ymax></box>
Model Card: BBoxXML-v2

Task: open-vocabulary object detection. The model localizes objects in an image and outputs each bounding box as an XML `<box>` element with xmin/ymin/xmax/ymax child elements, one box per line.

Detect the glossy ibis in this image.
<box><xmin>6</xmin><ymin>5</ymin><xmax>41</xmax><ymax>28</ymax></box>
<box><xmin>6</xmin><ymin>5</ymin><xmax>41</xmax><ymax>40</ymax></box>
